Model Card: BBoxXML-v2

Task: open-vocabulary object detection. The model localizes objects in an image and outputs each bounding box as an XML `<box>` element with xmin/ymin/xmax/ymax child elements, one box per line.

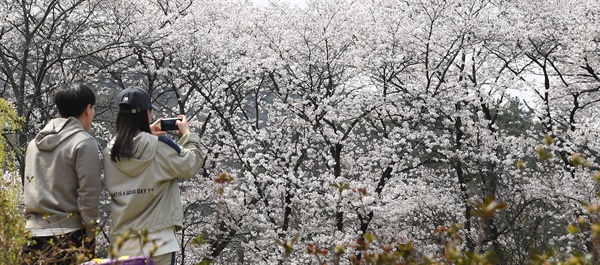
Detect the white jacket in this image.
<box><xmin>103</xmin><ymin>132</ymin><xmax>203</xmax><ymax>241</ymax></box>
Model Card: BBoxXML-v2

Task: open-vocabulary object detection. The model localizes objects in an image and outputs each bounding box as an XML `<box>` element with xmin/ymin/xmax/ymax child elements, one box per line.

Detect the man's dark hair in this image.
<box><xmin>55</xmin><ymin>83</ymin><xmax>96</xmax><ymax>118</ymax></box>
<box><xmin>110</xmin><ymin>111</ymin><xmax>152</xmax><ymax>162</ymax></box>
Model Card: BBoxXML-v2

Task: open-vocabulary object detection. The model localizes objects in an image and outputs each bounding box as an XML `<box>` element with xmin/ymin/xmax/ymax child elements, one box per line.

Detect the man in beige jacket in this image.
<box><xmin>22</xmin><ymin>83</ymin><xmax>101</xmax><ymax>264</ymax></box>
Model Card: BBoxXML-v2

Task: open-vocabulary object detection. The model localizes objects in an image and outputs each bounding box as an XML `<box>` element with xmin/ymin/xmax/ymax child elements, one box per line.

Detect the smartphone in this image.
<box><xmin>160</xmin><ymin>118</ymin><xmax>181</xmax><ymax>131</ymax></box>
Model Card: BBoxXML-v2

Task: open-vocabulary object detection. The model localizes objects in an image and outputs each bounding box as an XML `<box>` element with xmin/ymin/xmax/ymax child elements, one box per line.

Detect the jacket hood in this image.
<box><xmin>108</xmin><ymin>132</ymin><xmax>158</xmax><ymax>177</ymax></box>
<box><xmin>35</xmin><ymin>117</ymin><xmax>85</xmax><ymax>151</ymax></box>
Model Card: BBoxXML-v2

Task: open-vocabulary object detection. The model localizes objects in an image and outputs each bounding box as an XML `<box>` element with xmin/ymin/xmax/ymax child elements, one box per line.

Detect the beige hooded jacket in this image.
<box><xmin>103</xmin><ymin>132</ymin><xmax>203</xmax><ymax>241</ymax></box>
<box><xmin>24</xmin><ymin>117</ymin><xmax>102</xmax><ymax>238</ymax></box>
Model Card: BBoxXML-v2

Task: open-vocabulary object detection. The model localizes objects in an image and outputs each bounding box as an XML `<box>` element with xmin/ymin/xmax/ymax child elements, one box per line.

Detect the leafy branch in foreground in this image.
<box><xmin>0</xmin><ymin>98</ymin><xmax>26</xmax><ymax>265</ymax></box>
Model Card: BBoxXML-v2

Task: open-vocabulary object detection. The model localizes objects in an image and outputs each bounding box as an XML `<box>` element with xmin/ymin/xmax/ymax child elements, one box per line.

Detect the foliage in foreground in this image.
<box><xmin>0</xmin><ymin>98</ymin><xmax>26</xmax><ymax>264</ymax></box>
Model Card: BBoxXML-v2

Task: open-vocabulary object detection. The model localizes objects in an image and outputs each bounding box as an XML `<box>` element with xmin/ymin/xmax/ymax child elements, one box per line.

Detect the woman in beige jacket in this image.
<box><xmin>103</xmin><ymin>86</ymin><xmax>204</xmax><ymax>265</ymax></box>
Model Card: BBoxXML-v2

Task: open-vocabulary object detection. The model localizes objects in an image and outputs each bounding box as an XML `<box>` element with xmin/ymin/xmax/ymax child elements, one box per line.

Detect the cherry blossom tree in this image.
<box><xmin>0</xmin><ymin>0</ymin><xmax>135</xmax><ymax>179</ymax></box>
<box><xmin>4</xmin><ymin>0</ymin><xmax>600</xmax><ymax>264</ymax></box>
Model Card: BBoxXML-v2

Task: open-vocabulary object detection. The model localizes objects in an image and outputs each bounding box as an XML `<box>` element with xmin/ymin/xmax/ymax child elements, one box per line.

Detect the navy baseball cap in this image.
<box><xmin>118</xmin><ymin>86</ymin><xmax>159</xmax><ymax>114</ymax></box>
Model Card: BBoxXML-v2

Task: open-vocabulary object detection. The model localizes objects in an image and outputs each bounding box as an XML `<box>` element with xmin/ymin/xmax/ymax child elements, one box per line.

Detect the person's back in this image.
<box><xmin>22</xmin><ymin>83</ymin><xmax>101</xmax><ymax>264</ymax></box>
<box><xmin>103</xmin><ymin>86</ymin><xmax>204</xmax><ymax>265</ymax></box>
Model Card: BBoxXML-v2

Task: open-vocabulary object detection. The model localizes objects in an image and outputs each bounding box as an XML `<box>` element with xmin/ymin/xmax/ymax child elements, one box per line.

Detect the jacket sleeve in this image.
<box><xmin>177</xmin><ymin>132</ymin><xmax>204</xmax><ymax>179</ymax></box>
<box><xmin>75</xmin><ymin>138</ymin><xmax>102</xmax><ymax>239</ymax></box>
<box><xmin>157</xmin><ymin>132</ymin><xmax>204</xmax><ymax>180</ymax></box>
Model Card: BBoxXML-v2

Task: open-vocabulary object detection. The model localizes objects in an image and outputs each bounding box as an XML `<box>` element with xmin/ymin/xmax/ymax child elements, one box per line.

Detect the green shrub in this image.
<box><xmin>0</xmin><ymin>98</ymin><xmax>27</xmax><ymax>264</ymax></box>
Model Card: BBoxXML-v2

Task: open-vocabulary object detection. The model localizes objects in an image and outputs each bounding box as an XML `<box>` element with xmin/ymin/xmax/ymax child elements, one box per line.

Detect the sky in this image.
<box><xmin>251</xmin><ymin>0</ymin><xmax>307</xmax><ymax>8</ymax></box>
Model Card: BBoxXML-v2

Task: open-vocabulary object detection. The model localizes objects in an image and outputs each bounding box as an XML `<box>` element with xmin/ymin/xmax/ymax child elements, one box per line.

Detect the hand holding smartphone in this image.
<box><xmin>159</xmin><ymin>115</ymin><xmax>190</xmax><ymax>135</ymax></box>
<box><xmin>160</xmin><ymin>118</ymin><xmax>182</xmax><ymax>131</ymax></box>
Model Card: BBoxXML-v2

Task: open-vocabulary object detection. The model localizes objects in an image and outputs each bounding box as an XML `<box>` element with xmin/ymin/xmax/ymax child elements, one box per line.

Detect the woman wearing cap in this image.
<box><xmin>103</xmin><ymin>86</ymin><xmax>204</xmax><ymax>265</ymax></box>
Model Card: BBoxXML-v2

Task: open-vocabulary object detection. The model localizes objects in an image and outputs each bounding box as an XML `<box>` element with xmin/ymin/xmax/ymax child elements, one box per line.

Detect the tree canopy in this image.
<box><xmin>2</xmin><ymin>0</ymin><xmax>600</xmax><ymax>264</ymax></box>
